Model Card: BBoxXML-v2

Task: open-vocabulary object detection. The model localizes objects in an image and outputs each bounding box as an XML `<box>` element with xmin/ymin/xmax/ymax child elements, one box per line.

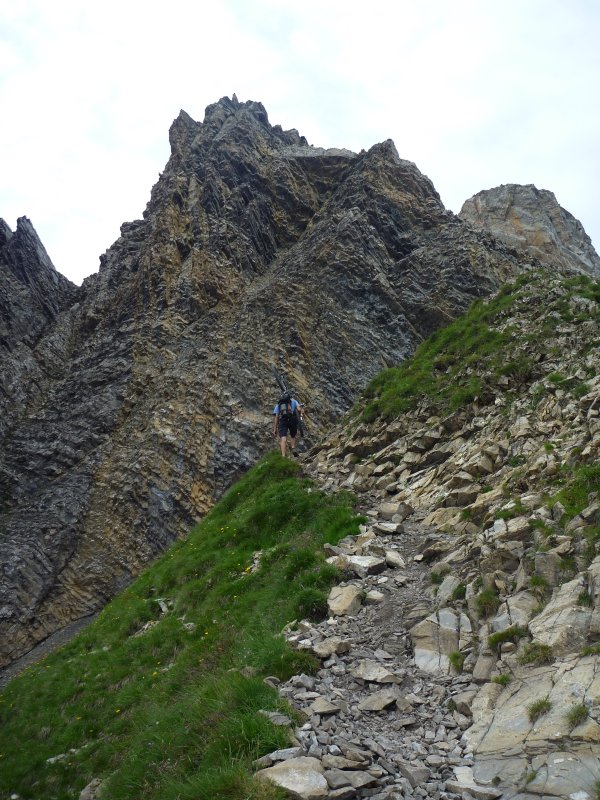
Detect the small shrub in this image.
<box><xmin>295</xmin><ymin>588</ymin><xmax>328</xmax><ymax>622</ymax></box>
<box><xmin>475</xmin><ymin>588</ymin><xmax>501</xmax><ymax>618</ymax></box>
<box><xmin>578</xmin><ymin>591</ymin><xmax>593</xmax><ymax>607</ymax></box>
<box><xmin>581</xmin><ymin>643</ymin><xmax>600</xmax><ymax>657</ymax></box>
<box><xmin>451</xmin><ymin>583</ymin><xmax>467</xmax><ymax>601</ymax></box>
<box><xmin>529</xmin><ymin>574</ymin><xmax>550</xmax><ymax>598</ymax></box>
<box><xmin>565</xmin><ymin>703</ymin><xmax>589</xmax><ymax>729</ymax></box>
<box><xmin>430</xmin><ymin>564</ymin><xmax>451</xmax><ymax>584</ymax></box>
<box><xmin>528</xmin><ymin>695</ymin><xmax>552</xmax><ymax>722</ymax></box>
<box><xmin>488</xmin><ymin>625</ymin><xmax>528</xmax><ymax>651</ymax></box>
<box><xmin>492</xmin><ymin>673</ymin><xmax>511</xmax><ymax>686</ymax></box>
<box><xmin>448</xmin><ymin>651</ymin><xmax>465</xmax><ymax>672</ymax></box>
<box><xmin>518</xmin><ymin>641</ymin><xmax>554</xmax><ymax>665</ymax></box>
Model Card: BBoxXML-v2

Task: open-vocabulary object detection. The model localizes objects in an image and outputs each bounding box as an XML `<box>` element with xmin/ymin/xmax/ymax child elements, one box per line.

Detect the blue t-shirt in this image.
<box><xmin>273</xmin><ymin>399</ymin><xmax>299</xmax><ymax>415</ymax></box>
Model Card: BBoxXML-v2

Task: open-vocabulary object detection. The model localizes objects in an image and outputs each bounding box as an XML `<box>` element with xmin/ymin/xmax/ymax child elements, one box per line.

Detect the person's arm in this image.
<box><xmin>273</xmin><ymin>406</ymin><xmax>279</xmax><ymax>436</ymax></box>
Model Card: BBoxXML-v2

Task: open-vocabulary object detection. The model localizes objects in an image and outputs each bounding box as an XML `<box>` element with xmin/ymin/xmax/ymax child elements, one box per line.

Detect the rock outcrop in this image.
<box><xmin>0</xmin><ymin>97</ymin><xmax>543</xmax><ymax>666</ymax></box>
<box><xmin>287</xmin><ymin>269</ymin><xmax>600</xmax><ymax>798</ymax></box>
<box><xmin>460</xmin><ymin>183</ymin><xmax>600</xmax><ymax>277</ymax></box>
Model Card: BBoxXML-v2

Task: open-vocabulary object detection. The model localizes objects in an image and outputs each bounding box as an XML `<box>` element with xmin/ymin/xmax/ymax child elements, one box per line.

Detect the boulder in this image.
<box><xmin>345</xmin><ymin>555</ymin><xmax>386</xmax><ymax>578</ymax></box>
<box><xmin>410</xmin><ymin>608</ymin><xmax>472</xmax><ymax>674</ymax></box>
<box><xmin>327</xmin><ymin>585</ymin><xmax>363</xmax><ymax>616</ymax></box>
<box><xmin>256</xmin><ymin>757</ymin><xmax>329</xmax><ymax>799</ymax></box>
<box><xmin>357</xmin><ymin>686</ymin><xmax>401</xmax><ymax>711</ymax></box>
<box><xmin>350</xmin><ymin>659</ymin><xmax>400</xmax><ymax>684</ymax></box>
<box><xmin>528</xmin><ymin>576</ymin><xmax>592</xmax><ymax>655</ymax></box>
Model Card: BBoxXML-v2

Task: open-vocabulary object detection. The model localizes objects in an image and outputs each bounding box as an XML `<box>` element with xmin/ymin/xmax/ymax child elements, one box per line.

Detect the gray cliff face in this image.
<box><xmin>0</xmin><ymin>98</ymin><xmax>565</xmax><ymax>666</ymax></box>
<box><xmin>460</xmin><ymin>183</ymin><xmax>600</xmax><ymax>277</ymax></box>
<box><xmin>0</xmin><ymin>217</ymin><xmax>78</xmax><ymax>438</ymax></box>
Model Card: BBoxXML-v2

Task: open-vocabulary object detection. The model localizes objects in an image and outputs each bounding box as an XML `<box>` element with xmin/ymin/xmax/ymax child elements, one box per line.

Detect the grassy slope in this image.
<box><xmin>360</xmin><ymin>271</ymin><xmax>600</xmax><ymax>422</ymax></box>
<box><xmin>0</xmin><ymin>454</ymin><xmax>362</xmax><ymax>800</ymax></box>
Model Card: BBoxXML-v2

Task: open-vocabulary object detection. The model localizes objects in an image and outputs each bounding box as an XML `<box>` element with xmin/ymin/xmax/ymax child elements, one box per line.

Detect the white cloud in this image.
<box><xmin>0</xmin><ymin>0</ymin><xmax>598</xmax><ymax>284</ymax></box>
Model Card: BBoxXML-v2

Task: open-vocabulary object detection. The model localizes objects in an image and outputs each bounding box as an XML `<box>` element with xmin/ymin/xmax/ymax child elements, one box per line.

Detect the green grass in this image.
<box><xmin>451</xmin><ymin>583</ymin><xmax>467</xmax><ymax>601</ymax></box>
<box><xmin>475</xmin><ymin>588</ymin><xmax>501</xmax><ymax>618</ymax></box>
<box><xmin>552</xmin><ymin>464</ymin><xmax>600</xmax><ymax>521</ymax></box>
<box><xmin>359</xmin><ymin>281</ymin><xmax>521</xmax><ymax>422</ymax></box>
<box><xmin>518</xmin><ymin>641</ymin><xmax>554</xmax><ymax>666</ymax></box>
<box><xmin>0</xmin><ymin>453</ymin><xmax>362</xmax><ymax>800</ymax></box>
<box><xmin>491</xmin><ymin>674</ymin><xmax>511</xmax><ymax>686</ymax></box>
<box><xmin>528</xmin><ymin>696</ymin><xmax>552</xmax><ymax>723</ymax></box>
<box><xmin>487</xmin><ymin>625</ymin><xmax>528</xmax><ymax>651</ymax></box>
<box><xmin>565</xmin><ymin>703</ymin><xmax>589</xmax><ymax>729</ymax></box>
<box><xmin>448</xmin><ymin>651</ymin><xmax>465</xmax><ymax>672</ymax></box>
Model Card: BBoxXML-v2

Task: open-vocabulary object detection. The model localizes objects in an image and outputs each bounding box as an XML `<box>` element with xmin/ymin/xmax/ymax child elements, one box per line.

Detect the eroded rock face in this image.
<box><xmin>460</xmin><ymin>183</ymin><xmax>600</xmax><ymax>276</ymax></box>
<box><xmin>0</xmin><ymin>97</ymin><xmax>547</xmax><ymax>666</ymax></box>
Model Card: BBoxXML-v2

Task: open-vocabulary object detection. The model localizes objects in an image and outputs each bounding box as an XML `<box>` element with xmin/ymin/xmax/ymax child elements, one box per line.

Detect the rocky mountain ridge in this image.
<box><xmin>1</xmin><ymin>95</ymin><xmax>598</xmax><ymax>674</ymax></box>
<box><xmin>262</xmin><ymin>269</ymin><xmax>600</xmax><ymax>799</ymax></box>
<box><xmin>0</xmin><ymin>97</ymin><xmax>535</xmax><ymax>667</ymax></box>
<box><xmin>1</xmin><ymin>269</ymin><xmax>599</xmax><ymax>800</ymax></box>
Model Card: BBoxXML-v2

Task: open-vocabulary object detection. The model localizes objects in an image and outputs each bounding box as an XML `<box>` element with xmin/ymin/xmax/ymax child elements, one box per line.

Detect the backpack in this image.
<box><xmin>278</xmin><ymin>394</ymin><xmax>294</xmax><ymax>420</ymax></box>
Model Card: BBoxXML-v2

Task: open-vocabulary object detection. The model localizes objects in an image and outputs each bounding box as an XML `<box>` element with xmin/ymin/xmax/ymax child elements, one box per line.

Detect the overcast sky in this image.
<box><xmin>1</xmin><ymin>0</ymin><xmax>599</xmax><ymax>285</ymax></box>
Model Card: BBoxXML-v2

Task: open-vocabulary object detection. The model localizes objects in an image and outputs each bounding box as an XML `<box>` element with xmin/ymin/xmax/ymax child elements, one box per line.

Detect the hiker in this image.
<box><xmin>273</xmin><ymin>391</ymin><xmax>302</xmax><ymax>457</ymax></box>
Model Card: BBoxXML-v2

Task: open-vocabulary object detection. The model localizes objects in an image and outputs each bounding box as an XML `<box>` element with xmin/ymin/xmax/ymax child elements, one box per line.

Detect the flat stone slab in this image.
<box><xmin>324</xmin><ymin>768</ymin><xmax>378</xmax><ymax>790</ymax></box>
<box><xmin>256</xmin><ymin>757</ymin><xmax>329</xmax><ymax>799</ymax></box>
<box><xmin>357</xmin><ymin>686</ymin><xmax>401</xmax><ymax>711</ymax></box>
<box><xmin>311</xmin><ymin>636</ymin><xmax>352</xmax><ymax>658</ymax></box>
<box><xmin>350</xmin><ymin>659</ymin><xmax>400</xmax><ymax>683</ymax></box>
<box><xmin>345</xmin><ymin>555</ymin><xmax>386</xmax><ymax>577</ymax></box>
<box><xmin>309</xmin><ymin>696</ymin><xmax>341</xmax><ymax>714</ymax></box>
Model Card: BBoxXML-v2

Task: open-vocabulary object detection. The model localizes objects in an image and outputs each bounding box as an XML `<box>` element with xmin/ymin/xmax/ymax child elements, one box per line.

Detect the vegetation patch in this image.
<box><xmin>565</xmin><ymin>703</ymin><xmax>589</xmax><ymax>729</ymax></box>
<box><xmin>528</xmin><ymin>696</ymin><xmax>552</xmax><ymax>723</ymax></box>
<box><xmin>491</xmin><ymin>673</ymin><xmax>511</xmax><ymax>686</ymax></box>
<box><xmin>359</xmin><ymin>280</ymin><xmax>523</xmax><ymax>422</ymax></box>
<box><xmin>475</xmin><ymin>588</ymin><xmax>501</xmax><ymax>618</ymax></box>
<box><xmin>487</xmin><ymin>626</ymin><xmax>528</xmax><ymax>651</ymax></box>
<box><xmin>0</xmin><ymin>453</ymin><xmax>362</xmax><ymax>800</ymax></box>
<box><xmin>518</xmin><ymin>642</ymin><xmax>554</xmax><ymax>666</ymax></box>
<box><xmin>448</xmin><ymin>651</ymin><xmax>465</xmax><ymax>672</ymax></box>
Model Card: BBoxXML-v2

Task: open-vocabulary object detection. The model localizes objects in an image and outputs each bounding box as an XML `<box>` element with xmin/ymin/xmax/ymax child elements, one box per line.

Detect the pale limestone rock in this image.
<box><xmin>79</xmin><ymin>778</ymin><xmax>104</xmax><ymax>800</ymax></box>
<box><xmin>472</xmin><ymin>653</ymin><xmax>496</xmax><ymax>683</ymax></box>
<box><xmin>534</xmin><ymin>551</ymin><xmax>563</xmax><ymax>587</ymax></box>
<box><xmin>410</xmin><ymin>608</ymin><xmax>472</xmax><ymax>674</ymax></box>
<box><xmin>527</xmin><ymin>748</ymin><xmax>600</xmax><ymax>799</ymax></box>
<box><xmin>324</xmin><ymin>769</ymin><xmax>377</xmax><ymax>790</ymax></box>
<box><xmin>365</xmin><ymin>589</ymin><xmax>385</xmax><ymax>604</ymax></box>
<box><xmin>327</xmin><ymin>584</ymin><xmax>363</xmax><ymax>616</ymax></box>
<box><xmin>311</xmin><ymin>636</ymin><xmax>352</xmax><ymax>658</ymax></box>
<box><xmin>374</xmin><ymin>520</ymin><xmax>403</xmax><ymax>535</ymax></box>
<box><xmin>256</xmin><ymin>757</ymin><xmax>329</xmax><ymax>799</ymax></box>
<box><xmin>436</xmin><ymin>574</ymin><xmax>461</xmax><ymax>606</ymax></box>
<box><xmin>529</xmin><ymin>576</ymin><xmax>592</xmax><ymax>654</ymax></box>
<box><xmin>491</xmin><ymin>591</ymin><xmax>538</xmax><ymax>630</ymax></box>
<box><xmin>357</xmin><ymin>686</ymin><xmax>401</xmax><ymax>711</ymax></box>
<box><xmin>350</xmin><ymin>659</ymin><xmax>400</xmax><ymax>683</ymax></box>
<box><xmin>345</xmin><ymin>555</ymin><xmax>386</xmax><ymax>578</ymax></box>
<box><xmin>309</xmin><ymin>696</ymin><xmax>340</xmax><ymax>715</ymax></box>
<box><xmin>446</xmin><ymin>766</ymin><xmax>502</xmax><ymax>799</ymax></box>
<box><xmin>384</xmin><ymin>549</ymin><xmax>405</xmax><ymax>568</ymax></box>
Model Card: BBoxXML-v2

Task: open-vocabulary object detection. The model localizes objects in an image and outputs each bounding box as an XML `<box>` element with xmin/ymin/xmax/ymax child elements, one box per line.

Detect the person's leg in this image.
<box><xmin>279</xmin><ymin>435</ymin><xmax>287</xmax><ymax>457</ymax></box>
<box><xmin>289</xmin><ymin>419</ymin><xmax>298</xmax><ymax>455</ymax></box>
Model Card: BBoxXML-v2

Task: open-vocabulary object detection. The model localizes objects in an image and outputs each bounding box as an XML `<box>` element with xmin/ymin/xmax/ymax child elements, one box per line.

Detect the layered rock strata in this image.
<box><xmin>0</xmin><ymin>97</ymin><xmax>540</xmax><ymax>666</ymax></box>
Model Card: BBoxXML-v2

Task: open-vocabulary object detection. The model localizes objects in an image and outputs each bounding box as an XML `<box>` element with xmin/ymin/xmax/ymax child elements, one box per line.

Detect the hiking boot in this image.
<box><xmin>291</xmin><ymin>449</ymin><xmax>299</xmax><ymax>458</ymax></box>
